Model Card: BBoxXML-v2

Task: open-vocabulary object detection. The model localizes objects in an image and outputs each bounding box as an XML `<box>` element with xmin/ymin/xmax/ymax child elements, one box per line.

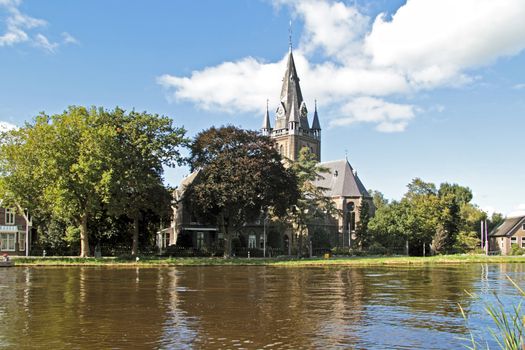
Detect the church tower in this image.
<box><xmin>261</xmin><ymin>49</ymin><xmax>321</xmax><ymax>162</ymax></box>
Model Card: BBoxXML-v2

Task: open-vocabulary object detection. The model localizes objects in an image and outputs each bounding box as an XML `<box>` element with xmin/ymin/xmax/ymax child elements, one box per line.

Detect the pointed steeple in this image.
<box><xmin>311</xmin><ymin>99</ymin><xmax>321</xmax><ymax>131</ymax></box>
<box><xmin>276</xmin><ymin>50</ymin><xmax>310</xmax><ymax>130</ymax></box>
<box><xmin>261</xmin><ymin>99</ymin><xmax>272</xmax><ymax>135</ymax></box>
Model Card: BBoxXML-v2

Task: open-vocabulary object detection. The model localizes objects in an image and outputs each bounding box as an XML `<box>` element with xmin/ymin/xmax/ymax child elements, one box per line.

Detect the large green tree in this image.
<box><xmin>1</xmin><ymin>107</ymin><xmax>117</xmax><ymax>256</ymax></box>
<box><xmin>105</xmin><ymin>108</ymin><xmax>186</xmax><ymax>256</ymax></box>
<box><xmin>0</xmin><ymin>106</ymin><xmax>186</xmax><ymax>257</ymax></box>
<box><xmin>368</xmin><ymin>178</ymin><xmax>490</xmax><ymax>255</ymax></box>
<box><xmin>186</xmin><ymin>126</ymin><xmax>298</xmax><ymax>257</ymax></box>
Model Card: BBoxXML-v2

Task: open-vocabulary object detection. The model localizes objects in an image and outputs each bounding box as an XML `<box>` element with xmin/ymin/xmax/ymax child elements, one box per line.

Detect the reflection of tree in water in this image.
<box><xmin>0</xmin><ymin>264</ymin><xmax>518</xmax><ymax>349</ymax></box>
<box><xmin>0</xmin><ymin>267</ymin><xmax>180</xmax><ymax>348</ymax></box>
<box><xmin>171</xmin><ymin>266</ymin><xmax>367</xmax><ymax>348</ymax></box>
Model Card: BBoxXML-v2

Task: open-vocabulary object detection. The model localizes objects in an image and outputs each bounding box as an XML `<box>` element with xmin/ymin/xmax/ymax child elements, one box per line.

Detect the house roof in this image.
<box><xmin>489</xmin><ymin>215</ymin><xmax>525</xmax><ymax>237</ymax></box>
<box><xmin>174</xmin><ymin>169</ymin><xmax>201</xmax><ymax>201</ymax></box>
<box><xmin>313</xmin><ymin>159</ymin><xmax>370</xmax><ymax>198</ymax></box>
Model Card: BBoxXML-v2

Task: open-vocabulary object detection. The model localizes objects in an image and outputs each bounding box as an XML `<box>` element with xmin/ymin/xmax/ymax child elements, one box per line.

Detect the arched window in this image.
<box><xmin>279</xmin><ymin>145</ymin><xmax>284</xmax><ymax>155</ymax></box>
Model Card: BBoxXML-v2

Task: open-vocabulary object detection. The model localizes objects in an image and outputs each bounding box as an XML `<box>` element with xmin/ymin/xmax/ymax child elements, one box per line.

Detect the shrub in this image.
<box><xmin>368</xmin><ymin>242</ymin><xmax>388</xmax><ymax>255</ymax></box>
<box><xmin>510</xmin><ymin>243</ymin><xmax>525</xmax><ymax>256</ymax></box>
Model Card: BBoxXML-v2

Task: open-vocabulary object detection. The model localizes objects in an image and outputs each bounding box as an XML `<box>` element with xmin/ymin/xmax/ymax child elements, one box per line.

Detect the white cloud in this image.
<box><xmin>33</xmin><ymin>33</ymin><xmax>58</xmax><ymax>53</ymax></box>
<box><xmin>61</xmin><ymin>32</ymin><xmax>78</xmax><ymax>45</ymax></box>
<box><xmin>158</xmin><ymin>0</ymin><xmax>525</xmax><ymax>132</ymax></box>
<box><xmin>0</xmin><ymin>0</ymin><xmax>75</xmax><ymax>51</ymax></box>
<box><xmin>0</xmin><ymin>120</ymin><xmax>17</xmax><ymax>132</ymax></box>
<box><xmin>365</xmin><ymin>0</ymin><xmax>525</xmax><ymax>87</ymax></box>
<box><xmin>509</xmin><ymin>204</ymin><xmax>525</xmax><ymax>218</ymax></box>
<box><xmin>331</xmin><ymin>97</ymin><xmax>415</xmax><ymax>132</ymax></box>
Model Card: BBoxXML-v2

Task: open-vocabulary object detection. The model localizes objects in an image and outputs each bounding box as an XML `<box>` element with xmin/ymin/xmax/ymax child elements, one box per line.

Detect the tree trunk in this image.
<box><xmin>79</xmin><ymin>213</ymin><xmax>90</xmax><ymax>257</ymax></box>
<box><xmin>132</xmin><ymin>215</ymin><xmax>140</xmax><ymax>256</ymax></box>
<box><xmin>220</xmin><ymin>213</ymin><xmax>231</xmax><ymax>258</ymax></box>
<box><xmin>297</xmin><ymin>229</ymin><xmax>303</xmax><ymax>258</ymax></box>
<box><xmin>405</xmin><ymin>239</ymin><xmax>409</xmax><ymax>256</ymax></box>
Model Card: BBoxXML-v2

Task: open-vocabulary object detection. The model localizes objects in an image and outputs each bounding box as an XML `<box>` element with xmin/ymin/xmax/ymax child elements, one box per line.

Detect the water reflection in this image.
<box><xmin>0</xmin><ymin>264</ymin><xmax>523</xmax><ymax>349</ymax></box>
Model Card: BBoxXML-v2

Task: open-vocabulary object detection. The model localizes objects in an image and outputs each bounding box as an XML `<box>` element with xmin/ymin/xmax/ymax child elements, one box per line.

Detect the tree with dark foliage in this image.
<box><xmin>186</xmin><ymin>126</ymin><xmax>298</xmax><ymax>257</ymax></box>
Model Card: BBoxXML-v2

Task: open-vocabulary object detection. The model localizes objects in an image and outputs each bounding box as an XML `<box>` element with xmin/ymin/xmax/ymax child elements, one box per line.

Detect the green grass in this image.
<box><xmin>10</xmin><ymin>254</ymin><xmax>525</xmax><ymax>267</ymax></box>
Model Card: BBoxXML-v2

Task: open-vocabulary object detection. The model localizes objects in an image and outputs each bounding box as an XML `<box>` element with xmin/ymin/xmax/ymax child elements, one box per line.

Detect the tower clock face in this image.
<box><xmin>300</xmin><ymin>103</ymin><xmax>307</xmax><ymax>118</ymax></box>
<box><xmin>276</xmin><ymin>104</ymin><xmax>285</xmax><ymax>118</ymax></box>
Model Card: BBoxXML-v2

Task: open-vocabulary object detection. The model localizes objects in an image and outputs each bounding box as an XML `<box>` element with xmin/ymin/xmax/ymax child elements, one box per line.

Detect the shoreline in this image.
<box><xmin>9</xmin><ymin>254</ymin><xmax>525</xmax><ymax>267</ymax></box>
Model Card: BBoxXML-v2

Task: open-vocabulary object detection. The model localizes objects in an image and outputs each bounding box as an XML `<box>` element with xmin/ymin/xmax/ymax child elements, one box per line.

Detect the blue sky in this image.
<box><xmin>0</xmin><ymin>0</ymin><xmax>524</xmax><ymax>216</ymax></box>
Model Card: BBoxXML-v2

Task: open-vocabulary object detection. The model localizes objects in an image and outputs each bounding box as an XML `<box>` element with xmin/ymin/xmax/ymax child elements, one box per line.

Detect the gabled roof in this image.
<box><xmin>174</xmin><ymin>170</ymin><xmax>201</xmax><ymax>202</ymax></box>
<box><xmin>313</xmin><ymin>159</ymin><xmax>370</xmax><ymax>198</ymax></box>
<box><xmin>490</xmin><ymin>215</ymin><xmax>525</xmax><ymax>237</ymax></box>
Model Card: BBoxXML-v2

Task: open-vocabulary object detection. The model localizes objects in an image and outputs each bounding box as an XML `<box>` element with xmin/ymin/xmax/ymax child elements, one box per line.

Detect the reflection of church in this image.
<box><xmin>158</xmin><ymin>47</ymin><xmax>374</xmax><ymax>254</ymax></box>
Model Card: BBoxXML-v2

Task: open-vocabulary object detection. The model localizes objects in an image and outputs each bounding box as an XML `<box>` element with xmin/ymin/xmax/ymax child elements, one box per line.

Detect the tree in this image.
<box><xmin>105</xmin><ymin>108</ymin><xmax>186</xmax><ymax>256</ymax></box>
<box><xmin>186</xmin><ymin>126</ymin><xmax>298</xmax><ymax>257</ymax></box>
<box><xmin>369</xmin><ymin>189</ymin><xmax>388</xmax><ymax>210</ymax></box>
<box><xmin>0</xmin><ymin>107</ymin><xmax>118</xmax><ymax>256</ymax></box>
<box><xmin>287</xmin><ymin>147</ymin><xmax>340</xmax><ymax>257</ymax></box>
<box><xmin>0</xmin><ymin>106</ymin><xmax>186</xmax><ymax>257</ymax></box>
<box><xmin>368</xmin><ymin>200</ymin><xmax>407</xmax><ymax>253</ymax></box>
<box><xmin>354</xmin><ymin>200</ymin><xmax>371</xmax><ymax>249</ymax></box>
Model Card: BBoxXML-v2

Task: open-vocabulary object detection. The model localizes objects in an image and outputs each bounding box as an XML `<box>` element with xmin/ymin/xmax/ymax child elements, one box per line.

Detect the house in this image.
<box><xmin>0</xmin><ymin>206</ymin><xmax>32</xmax><ymax>256</ymax></box>
<box><xmin>489</xmin><ymin>215</ymin><xmax>525</xmax><ymax>255</ymax></box>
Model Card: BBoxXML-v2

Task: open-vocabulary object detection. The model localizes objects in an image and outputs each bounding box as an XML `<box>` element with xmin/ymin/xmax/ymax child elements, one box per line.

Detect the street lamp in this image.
<box><xmin>263</xmin><ymin>214</ymin><xmax>270</xmax><ymax>258</ymax></box>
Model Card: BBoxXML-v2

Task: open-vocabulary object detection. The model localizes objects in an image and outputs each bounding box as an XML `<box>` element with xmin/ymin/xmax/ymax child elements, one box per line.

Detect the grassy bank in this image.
<box><xmin>10</xmin><ymin>254</ymin><xmax>525</xmax><ymax>267</ymax></box>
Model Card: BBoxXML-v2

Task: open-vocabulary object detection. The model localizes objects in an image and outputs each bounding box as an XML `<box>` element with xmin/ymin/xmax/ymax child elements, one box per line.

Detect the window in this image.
<box><xmin>0</xmin><ymin>233</ymin><xmax>16</xmax><ymax>251</ymax></box>
<box><xmin>521</xmin><ymin>237</ymin><xmax>525</xmax><ymax>249</ymax></box>
<box><xmin>5</xmin><ymin>208</ymin><xmax>15</xmax><ymax>225</ymax></box>
<box><xmin>248</xmin><ymin>234</ymin><xmax>256</xmax><ymax>249</ymax></box>
<box><xmin>511</xmin><ymin>237</ymin><xmax>517</xmax><ymax>244</ymax></box>
<box><xmin>523</xmin><ymin>223</ymin><xmax>525</xmax><ymax>231</ymax></box>
<box><xmin>196</xmin><ymin>232</ymin><xmax>204</xmax><ymax>250</ymax></box>
<box><xmin>18</xmin><ymin>233</ymin><xmax>25</xmax><ymax>251</ymax></box>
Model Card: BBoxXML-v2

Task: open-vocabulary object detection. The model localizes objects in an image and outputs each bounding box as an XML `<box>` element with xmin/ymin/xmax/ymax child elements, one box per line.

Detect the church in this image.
<box><xmin>158</xmin><ymin>47</ymin><xmax>374</xmax><ymax>255</ymax></box>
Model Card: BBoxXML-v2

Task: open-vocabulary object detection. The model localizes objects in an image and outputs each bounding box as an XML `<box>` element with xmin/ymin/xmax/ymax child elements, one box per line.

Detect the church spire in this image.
<box><xmin>311</xmin><ymin>99</ymin><xmax>321</xmax><ymax>131</ymax></box>
<box><xmin>261</xmin><ymin>99</ymin><xmax>272</xmax><ymax>135</ymax></box>
<box><xmin>275</xmin><ymin>49</ymin><xmax>310</xmax><ymax>130</ymax></box>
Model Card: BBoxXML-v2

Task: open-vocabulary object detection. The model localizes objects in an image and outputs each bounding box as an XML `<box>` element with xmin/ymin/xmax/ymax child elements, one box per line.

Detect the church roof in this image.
<box><xmin>279</xmin><ymin>50</ymin><xmax>309</xmax><ymax>130</ymax></box>
<box><xmin>313</xmin><ymin>159</ymin><xmax>370</xmax><ymax>198</ymax></box>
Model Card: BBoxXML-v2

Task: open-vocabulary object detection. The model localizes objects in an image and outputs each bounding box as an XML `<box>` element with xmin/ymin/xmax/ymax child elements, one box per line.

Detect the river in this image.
<box><xmin>0</xmin><ymin>264</ymin><xmax>524</xmax><ymax>349</ymax></box>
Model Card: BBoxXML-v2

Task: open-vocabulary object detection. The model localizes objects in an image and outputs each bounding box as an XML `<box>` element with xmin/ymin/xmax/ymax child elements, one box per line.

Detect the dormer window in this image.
<box><xmin>5</xmin><ymin>208</ymin><xmax>15</xmax><ymax>225</ymax></box>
